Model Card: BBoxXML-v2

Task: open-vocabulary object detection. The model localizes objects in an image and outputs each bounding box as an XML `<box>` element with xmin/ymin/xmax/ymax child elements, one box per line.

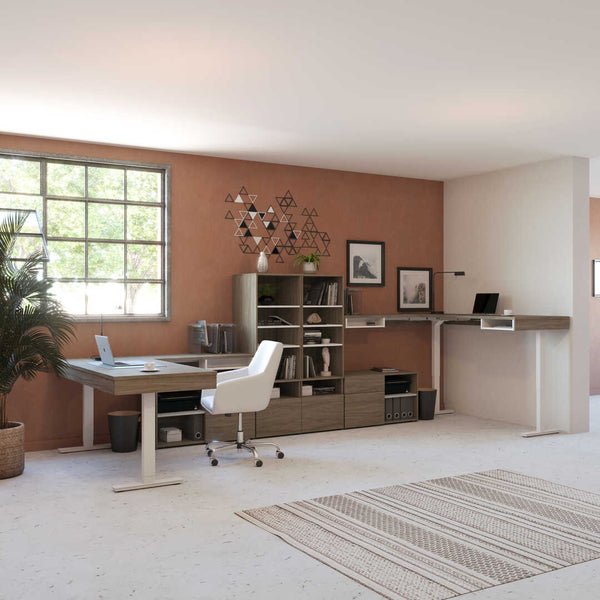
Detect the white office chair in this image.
<box><xmin>201</xmin><ymin>340</ymin><xmax>284</xmax><ymax>467</ymax></box>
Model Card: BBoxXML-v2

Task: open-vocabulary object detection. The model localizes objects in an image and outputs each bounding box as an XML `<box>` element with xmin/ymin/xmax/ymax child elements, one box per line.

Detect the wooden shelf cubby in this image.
<box><xmin>234</xmin><ymin>272</ymin><xmax>345</xmax><ymax>435</ymax></box>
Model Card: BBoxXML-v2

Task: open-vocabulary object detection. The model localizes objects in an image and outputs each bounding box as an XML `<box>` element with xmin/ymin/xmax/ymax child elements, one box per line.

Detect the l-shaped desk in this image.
<box><xmin>345</xmin><ymin>313</ymin><xmax>570</xmax><ymax>437</ymax></box>
<box><xmin>60</xmin><ymin>357</ymin><xmax>225</xmax><ymax>492</ymax></box>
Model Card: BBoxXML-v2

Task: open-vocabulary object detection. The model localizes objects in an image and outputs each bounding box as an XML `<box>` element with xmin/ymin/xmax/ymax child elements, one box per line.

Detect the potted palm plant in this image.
<box><xmin>293</xmin><ymin>252</ymin><xmax>321</xmax><ymax>273</ymax></box>
<box><xmin>0</xmin><ymin>211</ymin><xmax>74</xmax><ymax>479</ymax></box>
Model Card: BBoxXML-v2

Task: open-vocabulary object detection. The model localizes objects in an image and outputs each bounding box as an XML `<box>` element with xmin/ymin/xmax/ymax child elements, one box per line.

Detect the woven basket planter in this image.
<box><xmin>0</xmin><ymin>421</ymin><xmax>25</xmax><ymax>479</ymax></box>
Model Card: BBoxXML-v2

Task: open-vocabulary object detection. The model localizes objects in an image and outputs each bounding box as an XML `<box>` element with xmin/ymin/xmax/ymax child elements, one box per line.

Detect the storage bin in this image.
<box><xmin>108</xmin><ymin>410</ymin><xmax>140</xmax><ymax>453</ymax></box>
<box><xmin>204</xmin><ymin>324</ymin><xmax>220</xmax><ymax>353</ymax></box>
<box><xmin>188</xmin><ymin>322</ymin><xmax>207</xmax><ymax>353</ymax></box>
<box><xmin>219</xmin><ymin>323</ymin><xmax>235</xmax><ymax>354</ymax></box>
<box><xmin>418</xmin><ymin>388</ymin><xmax>437</xmax><ymax>420</ymax></box>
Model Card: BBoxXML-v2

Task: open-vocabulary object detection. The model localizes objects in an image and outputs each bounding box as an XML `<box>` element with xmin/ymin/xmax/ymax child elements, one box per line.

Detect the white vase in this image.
<box><xmin>257</xmin><ymin>251</ymin><xmax>269</xmax><ymax>273</ymax></box>
<box><xmin>303</xmin><ymin>262</ymin><xmax>317</xmax><ymax>273</ymax></box>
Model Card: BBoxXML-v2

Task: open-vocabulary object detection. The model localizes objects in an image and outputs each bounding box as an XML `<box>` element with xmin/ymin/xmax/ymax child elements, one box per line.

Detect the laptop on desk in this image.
<box><xmin>472</xmin><ymin>293</ymin><xmax>499</xmax><ymax>314</ymax></box>
<box><xmin>95</xmin><ymin>335</ymin><xmax>144</xmax><ymax>368</ymax></box>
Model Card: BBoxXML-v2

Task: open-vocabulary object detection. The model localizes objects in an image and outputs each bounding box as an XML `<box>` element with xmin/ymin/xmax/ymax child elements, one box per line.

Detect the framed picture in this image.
<box><xmin>397</xmin><ymin>267</ymin><xmax>433</xmax><ymax>312</ymax></box>
<box><xmin>594</xmin><ymin>260</ymin><xmax>600</xmax><ymax>297</ymax></box>
<box><xmin>346</xmin><ymin>241</ymin><xmax>385</xmax><ymax>286</ymax></box>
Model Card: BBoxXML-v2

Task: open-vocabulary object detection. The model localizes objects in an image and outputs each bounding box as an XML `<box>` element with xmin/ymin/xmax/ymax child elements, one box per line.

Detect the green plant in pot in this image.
<box><xmin>293</xmin><ymin>252</ymin><xmax>321</xmax><ymax>273</ymax></box>
<box><xmin>0</xmin><ymin>211</ymin><xmax>75</xmax><ymax>479</ymax></box>
<box><xmin>321</xmin><ymin>330</ymin><xmax>331</xmax><ymax>344</ymax></box>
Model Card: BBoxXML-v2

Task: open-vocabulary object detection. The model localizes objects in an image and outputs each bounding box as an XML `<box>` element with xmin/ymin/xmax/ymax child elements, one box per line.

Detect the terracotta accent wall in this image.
<box><xmin>0</xmin><ymin>134</ymin><xmax>443</xmax><ymax>450</ymax></box>
<box><xmin>591</xmin><ymin>197</ymin><xmax>600</xmax><ymax>394</ymax></box>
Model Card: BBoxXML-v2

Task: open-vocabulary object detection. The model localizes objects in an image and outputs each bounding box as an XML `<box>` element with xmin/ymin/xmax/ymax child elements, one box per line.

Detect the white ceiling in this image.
<box><xmin>3</xmin><ymin>0</ymin><xmax>600</xmax><ymax>192</ymax></box>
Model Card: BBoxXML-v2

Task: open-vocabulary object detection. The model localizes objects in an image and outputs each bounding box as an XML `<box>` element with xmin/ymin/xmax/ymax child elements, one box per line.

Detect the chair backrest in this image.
<box><xmin>248</xmin><ymin>339</ymin><xmax>283</xmax><ymax>379</ymax></box>
<box><xmin>212</xmin><ymin>340</ymin><xmax>283</xmax><ymax>414</ymax></box>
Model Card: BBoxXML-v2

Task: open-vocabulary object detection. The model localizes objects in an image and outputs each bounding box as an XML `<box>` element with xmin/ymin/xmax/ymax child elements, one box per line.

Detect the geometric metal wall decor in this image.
<box><xmin>224</xmin><ymin>186</ymin><xmax>331</xmax><ymax>263</ymax></box>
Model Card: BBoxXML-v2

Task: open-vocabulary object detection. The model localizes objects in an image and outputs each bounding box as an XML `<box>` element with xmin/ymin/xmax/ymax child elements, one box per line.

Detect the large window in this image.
<box><xmin>0</xmin><ymin>150</ymin><xmax>170</xmax><ymax>319</ymax></box>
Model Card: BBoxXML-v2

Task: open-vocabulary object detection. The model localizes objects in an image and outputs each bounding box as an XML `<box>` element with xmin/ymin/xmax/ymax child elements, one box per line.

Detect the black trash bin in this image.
<box><xmin>108</xmin><ymin>410</ymin><xmax>140</xmax><ymax>452</ymax></box>
<box><xmin>418</xmin><ymin>389</ymin><xmax>436</xmax><ymax>420</ymax></box>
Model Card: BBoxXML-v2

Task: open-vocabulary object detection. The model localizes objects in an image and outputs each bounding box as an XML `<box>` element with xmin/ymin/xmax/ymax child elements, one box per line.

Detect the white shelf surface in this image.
<box><xmin>384</xmin><ymin>393</ymin><xmax>417</xmax><ymax>398</ymax></box>
<box><xmin>257</xmin><ymin>305</ymin><xmax>300</xmax><ymax>308</ymax></box>
<box><xmin>302</xmin><ymin>343</ymin><xmax>343</xmax><ymax>348</ymax></box>
<box><xmin>157</xmin><ymin>410</ymin><xmax>206</xmax><ymax>418</ymax></box>
<box><xmin>303</xmin><ymin>304</ymin><xmax>344</xmax><ymax>308</ymax></box>
<box><xmin>257</xmin><ymin>324</ymin><xmax>300</xmax><ymax>329</ymax></box>
<box><xmin>303</xmin><ymin>323</ymin><xmax>343</xmax><ymax>328</ymax></box>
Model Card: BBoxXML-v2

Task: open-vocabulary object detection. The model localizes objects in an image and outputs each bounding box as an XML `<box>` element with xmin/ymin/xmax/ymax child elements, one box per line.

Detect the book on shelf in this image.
<box><xmin>278</xmin><ymin>354</ymin><xmax>297</xmax><ymax>380</ymax></box>
<box><xmin>371</xmin><ymin>366</ymin><xmax>399</xmax><ymax>373</ymax></box>
<box><xmin>303</xmin><ymin>355</ymin><xmax>317</xmax><ymax>378</ymax></box>
<box><xmin>304</xmin><ymin>281</ymin><xmax>339</xmax><ymax>306</ymax></box>
<box><xmin>304</xmin><ymin>282</ymin><xmax>324</xmax><ymax>305</ymax></box>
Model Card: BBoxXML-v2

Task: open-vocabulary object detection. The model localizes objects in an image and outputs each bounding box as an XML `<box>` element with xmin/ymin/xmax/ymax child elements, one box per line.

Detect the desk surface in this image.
<box><xmin>346</xmin><ymin>313</ymin><xmax>570</xmax><ymax>331</ymax></box>
<box><xmin>64</xmin><ymin>359</ymin><xmax>217</xmax><ymax>396</ymax></box>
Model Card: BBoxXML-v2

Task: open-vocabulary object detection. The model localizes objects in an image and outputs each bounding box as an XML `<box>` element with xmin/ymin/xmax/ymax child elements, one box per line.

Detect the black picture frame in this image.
<box><xmin>346</xmin><ymin>240</ymin><xmax>385</xmax><ymax>287</ymax></box>
<box><xmin>594</xmin><ymin>260</ymin><xmax>600</xmax><ymax>297</ymax></box>
<box><xmin>397</xmin><ymin>267</ymin><xmax>433</xmax><ymax>312</ymax></box>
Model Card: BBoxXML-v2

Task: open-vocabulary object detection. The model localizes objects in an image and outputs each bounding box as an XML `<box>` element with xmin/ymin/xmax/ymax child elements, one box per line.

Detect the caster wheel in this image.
<box><xmin>210</xmin><ymin>458</ymin><xmax>218</xmax><ymax>466</ymax></box>
<box><xmin>255</xmin><ymin>459</ymin><xmax>263</xmax><ymax>467</ymax></box>
<box><xmin>207</xmin><ymin>449</ymin><xmax>214</xmax><ymax>457</ymax></box>
<box><xmin>276</xmin><ymin>451</ymin><xmax>284</xmax><ymax>459</ymax></box>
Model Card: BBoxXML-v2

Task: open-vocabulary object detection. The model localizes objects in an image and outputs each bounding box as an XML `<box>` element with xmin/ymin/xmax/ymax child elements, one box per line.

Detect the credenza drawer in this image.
<box><xmin>344</xmin><ymin>392</ymin><xmax>385</xmax><ymax>428</ymax></box>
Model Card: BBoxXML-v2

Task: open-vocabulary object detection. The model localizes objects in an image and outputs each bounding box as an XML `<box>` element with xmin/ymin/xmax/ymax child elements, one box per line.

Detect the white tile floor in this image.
<box><xmin>4</xmin><ymin>401</ymin><xmax>600</xmax><ymax>600</ymax></box>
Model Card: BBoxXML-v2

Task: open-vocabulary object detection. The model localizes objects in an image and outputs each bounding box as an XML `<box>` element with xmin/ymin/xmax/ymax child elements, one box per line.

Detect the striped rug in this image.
<box><xmin>237</xmin><ymin>470</ymin><xmax>600</xmax><ymax>600</ymax></box>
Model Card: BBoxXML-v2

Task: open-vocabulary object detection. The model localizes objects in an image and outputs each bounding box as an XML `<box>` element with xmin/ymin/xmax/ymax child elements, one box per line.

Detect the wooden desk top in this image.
<box><xmin>64</xmin><ymin>359</ymin><xmax>217</xmax><ymax>396</ymax></box>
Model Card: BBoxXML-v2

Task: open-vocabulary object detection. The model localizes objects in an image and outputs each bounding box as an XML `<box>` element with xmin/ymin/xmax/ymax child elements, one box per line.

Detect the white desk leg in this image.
<box><xmin>521</xmin><ymin>331</ymin><xmax>560</xmax><ymax>438</ymax></box>
<box><xmin>432</xmin><ymin>320</ymin><xmax>453</xmax><ymax>415</ymax></box>
<box><xmin>58</xmin><ymin>385</ymin><xmax>111</xmax><ymax>453</ymax></box>
<box><xmin>112</xmin><ymin>392</ymin><xmax>183</xmax><ymax>492</ymax></box>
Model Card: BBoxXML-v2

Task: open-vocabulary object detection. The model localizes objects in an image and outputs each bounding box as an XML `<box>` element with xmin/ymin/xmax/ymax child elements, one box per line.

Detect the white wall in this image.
<box><xmin>444</xmin><ymin>157</ymin><xmax>589</xmax><ymax>433</ymax></box>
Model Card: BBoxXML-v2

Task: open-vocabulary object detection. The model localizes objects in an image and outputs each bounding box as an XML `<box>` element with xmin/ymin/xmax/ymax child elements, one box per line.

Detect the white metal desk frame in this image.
<box><xmin>346</xmin><ymin>314</ymin><xmax>569</xmax><ymax>438</ymax></box>
<box><xmin>58</xmin><ymin>354</ymin><xmax>249</xmax><ymax>492</ymax></box>
<box><xmin>58</xmin><ymin>354</ymin><xmax>247</xmax><ymax>455</ymax></box>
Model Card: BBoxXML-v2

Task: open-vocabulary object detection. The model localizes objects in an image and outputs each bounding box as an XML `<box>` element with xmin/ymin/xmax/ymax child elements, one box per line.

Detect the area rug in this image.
<box><xmin>237</xmin><ymin>470</ymin><xmax>600</xmax><ymax>600</ymax></box>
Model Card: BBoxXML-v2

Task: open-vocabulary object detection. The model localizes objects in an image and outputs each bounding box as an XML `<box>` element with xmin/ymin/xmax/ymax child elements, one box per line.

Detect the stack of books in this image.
<box><xmin>303</xmin><ymin>330</ymin><xmax>322</xmax><ymax>344</ymax></box>
<box><xmin>371</xmin><ymin>366</ymin><xmax>399</xmax><ymax>373</ymax></box>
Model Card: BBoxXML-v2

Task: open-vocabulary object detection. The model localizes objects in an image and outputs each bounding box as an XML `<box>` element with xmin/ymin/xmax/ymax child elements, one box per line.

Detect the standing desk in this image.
<box><xmin>61</xmin><ymin>358</ymin><xmax>216</xmax><ymax>492</ymax></box>
<box><xmin>345</xmin><ymin>313</ymin><xmax>570</xmax><ymax>436</ymax></box>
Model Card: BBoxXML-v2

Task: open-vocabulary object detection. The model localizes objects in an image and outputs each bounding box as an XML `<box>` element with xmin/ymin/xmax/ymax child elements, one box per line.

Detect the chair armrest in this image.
<box><xmin>216</xmin><ymin>367</ymin><xmax>249</xmax><ymax>384</ymax></box>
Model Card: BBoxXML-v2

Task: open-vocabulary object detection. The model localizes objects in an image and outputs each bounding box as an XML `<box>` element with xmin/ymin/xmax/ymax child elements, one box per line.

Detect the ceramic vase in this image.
<box><xmin>257</xmin><ymin>251</ymin><xmax>269</xmax><ymax>273</ymax></box>
<box><xmin>303</xmin><ymin>262</ymin><xmax>317</xmax><ymax>273</ymax></box>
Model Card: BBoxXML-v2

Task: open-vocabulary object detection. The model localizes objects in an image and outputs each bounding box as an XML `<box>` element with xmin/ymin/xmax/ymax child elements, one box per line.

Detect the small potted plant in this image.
<box><xmin>0</xmin><ymin>211</ymin><xmax>75</xmax><ymax>479</ymax></box>
<box><xmin>293</xmin><ymin>252</ymin><xmax>321</xmax><ymax>273</ymax></box>
<box><xmin>258</xmin><ymin>283</ymin><xmax>276</xmax><ymax>305</ymax></box>
<box><xmin>321</xmin><ymin>330</ymin><xmax>331</xmax><ymax>344</ymax></box>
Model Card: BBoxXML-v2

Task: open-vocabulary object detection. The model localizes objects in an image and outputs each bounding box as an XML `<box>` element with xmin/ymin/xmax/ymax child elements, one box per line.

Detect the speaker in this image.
<box><xmin>182</xmin><ymin>414</ymin><xmax>204</xmax><ymax>441</ymax></box>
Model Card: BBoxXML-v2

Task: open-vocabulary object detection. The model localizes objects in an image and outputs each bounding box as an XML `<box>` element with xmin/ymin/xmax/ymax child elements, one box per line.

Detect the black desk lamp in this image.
<box><xmin>431</xmin><ymin>270</ymin><xmax>465</xmax><ymax>314</ymax></box>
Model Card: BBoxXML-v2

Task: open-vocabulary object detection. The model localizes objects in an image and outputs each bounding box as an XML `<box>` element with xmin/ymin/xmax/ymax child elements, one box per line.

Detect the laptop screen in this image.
<box><xmin>472</xmin><ymin>293</ymin><xmax>499</xmax><ymax>314</ymax></box>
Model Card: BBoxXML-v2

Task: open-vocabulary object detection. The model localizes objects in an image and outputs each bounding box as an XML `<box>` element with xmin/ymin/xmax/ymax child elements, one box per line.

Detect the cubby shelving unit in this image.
<box><xmin>233</xmin><ymin>273</ymin><xmax>345</xmax><ymax>435</ymax></box>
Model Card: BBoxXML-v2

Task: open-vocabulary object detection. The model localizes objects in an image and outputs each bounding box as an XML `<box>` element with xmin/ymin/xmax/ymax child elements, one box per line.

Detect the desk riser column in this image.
<box><xmin>141</xmin><ymin>392</ymin><xmax>156</xmax><ymax>482</ymax></box>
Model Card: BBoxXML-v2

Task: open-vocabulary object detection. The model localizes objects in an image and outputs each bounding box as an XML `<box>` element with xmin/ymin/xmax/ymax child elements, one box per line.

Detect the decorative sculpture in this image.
<box><xmin>321</xmin><ymin>347</ymin><xmax>331</xmax><ymax>377</ymax></box>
